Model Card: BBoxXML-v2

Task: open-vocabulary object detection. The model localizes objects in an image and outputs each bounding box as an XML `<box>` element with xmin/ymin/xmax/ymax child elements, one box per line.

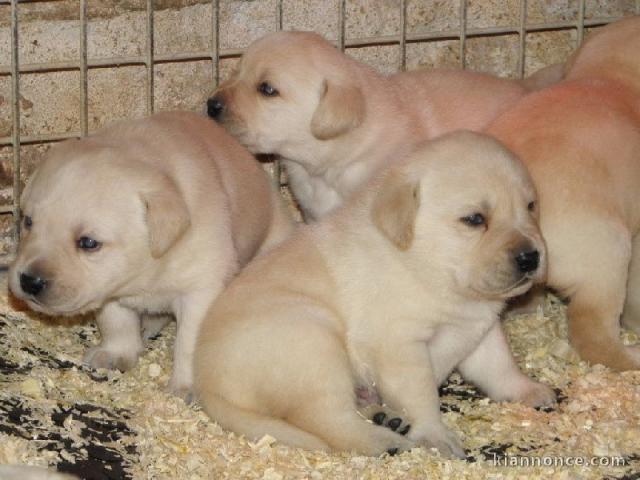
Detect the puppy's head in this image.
<box><xmin>8</xmin><ymin>140</ymin><xmax>190</xmax><ymax>316</ymax></box>
<box><xmin>206</xmin><ymin>31</ymin><xmax>365</xmax><ymax>156</ymax></box>
<box><xmin>372</xmin><ymin>131</ymin><xmax>546</xmax><ymax>301</ymax></box>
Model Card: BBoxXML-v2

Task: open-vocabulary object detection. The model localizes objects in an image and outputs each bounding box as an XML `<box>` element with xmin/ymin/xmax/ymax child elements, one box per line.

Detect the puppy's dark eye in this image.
<box><xmin>23</xmin><ymin>215</ymin><xmax>33</xmax><ymax>229</ymax></box>
<box><xmin>257</xmin><ymin>82</ymin><xmax>279</xmax><ymax>97</ymax></box>
<box><xmin>461</xmin><ymin>213</ymin><xmax>486</xmax><ymax>227</ymax></box>
<box><xmin>77</xmin><ymin>236</ymin><xmax>101</xmax><ymax>251</ymax></box>
<box><xmin>528</xmin><ymin>201</ymin><xmax>536</xmax><ymax>212</ymax></box>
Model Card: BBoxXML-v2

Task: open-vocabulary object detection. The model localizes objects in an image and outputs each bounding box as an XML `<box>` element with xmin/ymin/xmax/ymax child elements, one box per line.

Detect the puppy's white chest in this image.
<box><xmin>428</xmin><ymin>318</ymin><xmax>496</xmax><ymax>384</ymax></box>
<box><xmin>119</xmin><ymin>294</ymin><xmax>173</xmax><ymax>315</ymax></box>
<box><xmin>300</xmin><ymin>174</ymin><xmax>343</xmax><ymax>219</ymax></box>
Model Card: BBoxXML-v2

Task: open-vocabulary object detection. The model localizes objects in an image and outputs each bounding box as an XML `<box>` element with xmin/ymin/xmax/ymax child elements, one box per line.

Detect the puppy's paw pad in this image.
<box><xmin>361</xmin><ymin>404</ymin><xmax>410</xmax><ymax>434</ymax></box>
<box><xmin>83</xmin><ymin>347</ymin><xmax>140</xmax><ymax>372</ymax></box>
<box><xmin>370</xmin><ymin>412</ymin><xmax>411</xmax><ymax>435</ymax></box>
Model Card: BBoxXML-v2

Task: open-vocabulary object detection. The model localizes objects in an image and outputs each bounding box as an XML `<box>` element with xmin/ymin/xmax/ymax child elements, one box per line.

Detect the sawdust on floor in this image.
<box><xmin>1</xmin><ymin>273</ymin><xmax>639</xmax><ymax>480</ymax></box>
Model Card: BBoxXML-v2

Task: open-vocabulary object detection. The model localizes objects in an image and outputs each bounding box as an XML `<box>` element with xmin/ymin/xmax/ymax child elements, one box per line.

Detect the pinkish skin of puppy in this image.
<box><xmin>488</xmin><ymin>16</ymin><xmax>640</xmax><ymax>370</ymax></box>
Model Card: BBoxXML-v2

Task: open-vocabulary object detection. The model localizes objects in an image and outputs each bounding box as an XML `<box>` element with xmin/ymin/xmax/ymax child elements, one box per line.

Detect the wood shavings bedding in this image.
<box><xmin>1</xmin><ymin>275</ymin><xmax>639</xmax><ymax>480</ymax></box>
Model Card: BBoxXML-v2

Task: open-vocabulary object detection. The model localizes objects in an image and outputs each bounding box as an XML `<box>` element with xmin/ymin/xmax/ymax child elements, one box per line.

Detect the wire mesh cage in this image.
<box><xmin>1</xmin><ymin>0</ymin><xmax>639</xmax><ymax>268</ymax></box>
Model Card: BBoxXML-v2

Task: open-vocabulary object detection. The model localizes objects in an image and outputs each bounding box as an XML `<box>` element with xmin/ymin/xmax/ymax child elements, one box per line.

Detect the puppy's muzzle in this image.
<box><xmin>207</xmin><ymin>96</ymin><xmax>225</xmax><ymax>121</ymax></box>
<box><xmin>514</xmin><ymin>249</ymin><xmax>539</xmax><ymax>274</ymax></box>
<box><xmin>20</xmin><ymin>271</ymin><xmax>48</xmax><ymax>297</ymax></box>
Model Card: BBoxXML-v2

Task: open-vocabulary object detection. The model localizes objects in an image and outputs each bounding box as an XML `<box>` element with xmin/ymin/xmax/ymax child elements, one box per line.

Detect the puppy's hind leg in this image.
<box><xmin>289</xmin><ymin>394</ymin><xmax>415</xmax><ymax>456</ymax></box>
<box><xmin>281</xmin><ymin>339</ymin><xmax>414</xmax><ymax>455</ymax></box>
<box><xmin>560</xmin><ymin>222</ymin><xmax>640</xmax><ymax>370</ymax></box>
<box><xmin>195</xmin><ymin>392</ymin><xmax>330</xmax><ymax>452</ymax></box>
<box><xmin>197</xmin><ymin>330</ymin><xmax>413</xmax><ymax>455</ymax></box>
<box><xmin>373</xmin><ymin>341</ymin><xmax>464</xmax><ymax>458</ymax></box>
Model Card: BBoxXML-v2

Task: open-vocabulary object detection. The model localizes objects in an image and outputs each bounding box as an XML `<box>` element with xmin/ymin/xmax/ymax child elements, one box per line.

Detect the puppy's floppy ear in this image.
<box><xmin>310</xmin><ymin>79</ymin><xmax>365</xmax><ymax>140</ymax></box>
<box><xmin>141</xmin><ymin>176</ymin><xmax>191</xmax><ymax>258</ymax></box>
<box><xmin>371</xmin><ymin>173</ymin><xmax>421</xmax><ymax>251</ymax></box>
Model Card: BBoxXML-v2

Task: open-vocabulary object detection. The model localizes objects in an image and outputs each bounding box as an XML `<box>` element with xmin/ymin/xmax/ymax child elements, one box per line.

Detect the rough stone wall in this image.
<box><xmin>0</xmin><ymin>0</ymin><xmax>638</xmax><ymax>257</ymax></box>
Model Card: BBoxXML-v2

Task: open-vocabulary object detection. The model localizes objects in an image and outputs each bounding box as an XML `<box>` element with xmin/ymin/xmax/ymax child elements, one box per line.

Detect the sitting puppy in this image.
<box><xmin>9</xmin><ymin>111</ymin><xmax>293</xmax><ymax>397</ymax></box>
<box><xmin>206</xmin><ymin>31</ymin><xmax>557</xmax><ymax>221</ymax></box>
<box><xmin>194</xmin><ymin>131</ymin><xmax>555</xmax><ymax>457</ymax></box>
<box><xmin>488</xmin><ymin>16</ymin><xmax>640</xmax><ymax>370</ymax></box>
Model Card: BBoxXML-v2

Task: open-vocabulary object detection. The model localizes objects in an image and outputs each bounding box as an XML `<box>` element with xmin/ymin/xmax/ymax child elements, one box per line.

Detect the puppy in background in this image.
<box><xmin>9</xmin><ymin>111</ymin><xmax>293</xmax><ymax>397</ymax></box>
<box><xmin>194</xmin><ymin>132</ymin><xmax>555</xmax><ymax>457</ymax></box>
<box><xmin>206</xmin><ymin>31</ymin><xmax>558</xmax><ymax>221</ymax></box>
<box><xmin>488</xmin><ymin>15</ymin><xmax>640</xmax><ymax>371</ymax></box>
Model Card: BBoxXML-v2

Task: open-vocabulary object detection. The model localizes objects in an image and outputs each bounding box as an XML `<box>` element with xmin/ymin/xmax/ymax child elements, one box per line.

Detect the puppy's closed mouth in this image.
<box><xmin>21</xmin><ymin>297</ymin><xmax>97</xmax><ymax>318</ymax></box>
<box><xmin>473</xmin><ymin>274</ymin><xmax>535</xmax><ymax>300</ymax></box>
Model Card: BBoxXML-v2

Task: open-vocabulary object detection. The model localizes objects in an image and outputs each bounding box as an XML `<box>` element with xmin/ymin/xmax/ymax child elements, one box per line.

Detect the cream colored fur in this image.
<box><xmin>194</xmin><ymin>132</ymin><xmax>555</xmax><ymax>456</ymax></box>
<box><xmin>9</xmin><ymin>111</ymin><xmax>293</xmax><ymax>397</ymax></box>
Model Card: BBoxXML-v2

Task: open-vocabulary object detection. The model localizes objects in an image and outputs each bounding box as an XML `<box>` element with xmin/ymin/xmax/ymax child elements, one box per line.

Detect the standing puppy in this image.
<box><xmin>194</xmin><ymin>132</ymin><xmax>555</xmax><ymax>457</ymax></box>
<box><xmin>9</xmin><ymin>111</ymin><xmax>293</xmax><ymax>396</ymax></box>
<box><xmin>488</xmin><ymin>16</ymin><xmax>640</xmax><ymax>370</ymax></box>
<box><xmin>206</xmin><ymin>31</ymin><xmax>544</xmax><ymax>221</ymax></box>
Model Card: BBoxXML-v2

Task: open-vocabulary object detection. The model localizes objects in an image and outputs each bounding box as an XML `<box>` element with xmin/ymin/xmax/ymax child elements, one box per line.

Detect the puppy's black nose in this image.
<box><xmin>515</xmin><ymin>249</ymin><xmax>539</xmax><ymax>274</ymax></box>
<box><xmin>20</xmin><ymin>272</ymin><xmax>47</xmax><ymax>296</ymax></box>
<box><xmin>207</xmin><ymin>96</ymin><xmax>225</xmax><ymax>120</ymax></box>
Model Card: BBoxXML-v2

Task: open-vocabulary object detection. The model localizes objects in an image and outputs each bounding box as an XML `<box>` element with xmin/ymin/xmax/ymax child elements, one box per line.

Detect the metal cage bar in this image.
<box><xmin>9</xmin><ymin>0</ymin><xmax>21</xmax><ymax>252</ymax></box>
<box><xmin>272</xmin><ymin>0</ymin><xmax>284</xmax><ymax>189</ymax></box>
<box><xmin>459</xmin><ymin>0</ymin><xmax>468</xmax><ymax>69</ymax></box>
<box><xmin>577</xmin><ymin>0</ymin><xmax>587</xmax><ymax>46</ymax></box>
<box><xmin>146</xmin><ymin>0</ymin><xmax>155</xmax><ymax>115</ymax></box>
<box><xmin>517</xmin><ymin>0</ymin><xmax>528</xmax><ymax>79</ymax></box>
<box><xmin>211</xmin><ymin>0</ymin><xmax>220</xmax><ymax>86</ymax></box>
<box><xmin>0</xmin><ymin>0</ymin><xmax>635</xmax><ymax>268</ymax></box>
<box><xmin>338</xmin><ymin>0</ymin><xmax>346</xmax><ymax>52</ymax></box>
<box><xmin>399</xmin><ymin>0</ymin><xmax>407</xmax><ymax>72</ymax></box>
<box><xmin>80</xmin><ymin>0</ymin><xmax>88</xmax><ymax>137</ymax></box>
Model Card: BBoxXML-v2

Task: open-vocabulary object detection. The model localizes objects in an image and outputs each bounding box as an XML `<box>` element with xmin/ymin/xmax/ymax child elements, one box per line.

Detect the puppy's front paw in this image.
<box><xmin>167</xmin><ymin>374</ymin><xmax>194</xmax><ymax>403</ymax></box>
<box><xmin>83</xmin><ymin>345</ymin><xmax>142</xmax><ymax>372</ymax></box>
<box><xmin>512</xmin><ymin>381</ymin><xmax>557</xmax><ymax>408</ymax></box>
<box><xmin>410</xmin><ymin>423</ymin><xmax>465</xmax><ymax>459</ymax></box>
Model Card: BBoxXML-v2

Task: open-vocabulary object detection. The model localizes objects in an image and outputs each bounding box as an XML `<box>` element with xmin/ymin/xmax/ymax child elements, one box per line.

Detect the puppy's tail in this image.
<box><xmin>198</xmin><ymin>392</ymin><xmax>330</xmax><ymax>451</ymax></box>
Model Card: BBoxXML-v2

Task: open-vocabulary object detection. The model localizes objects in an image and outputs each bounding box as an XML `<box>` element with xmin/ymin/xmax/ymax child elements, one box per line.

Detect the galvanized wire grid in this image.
<box><xmin>0</xmin><ymin>0</ymin><xmax>638</xmax><ymax>268</ymax></box>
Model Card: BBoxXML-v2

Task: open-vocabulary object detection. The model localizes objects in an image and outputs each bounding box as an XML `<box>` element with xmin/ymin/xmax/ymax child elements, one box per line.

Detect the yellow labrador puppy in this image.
<box><xmin>9</xmin><ymin>111</ymin><xmax>293</xmax><ymax>397</ymax></box>
<box><xmin>206</xmin><ymin>31</ymin><xmax>551</xmax><ymax>221</ymax></box>
<box><xmin>194</xmin><ymin>132</ymin><xmax>555</xmax><ymax>457</ymax></box>
<box><xmin>488</xmin><ymin>16</ymin><xmax>640</xmax><ymax>370</ymax></box>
